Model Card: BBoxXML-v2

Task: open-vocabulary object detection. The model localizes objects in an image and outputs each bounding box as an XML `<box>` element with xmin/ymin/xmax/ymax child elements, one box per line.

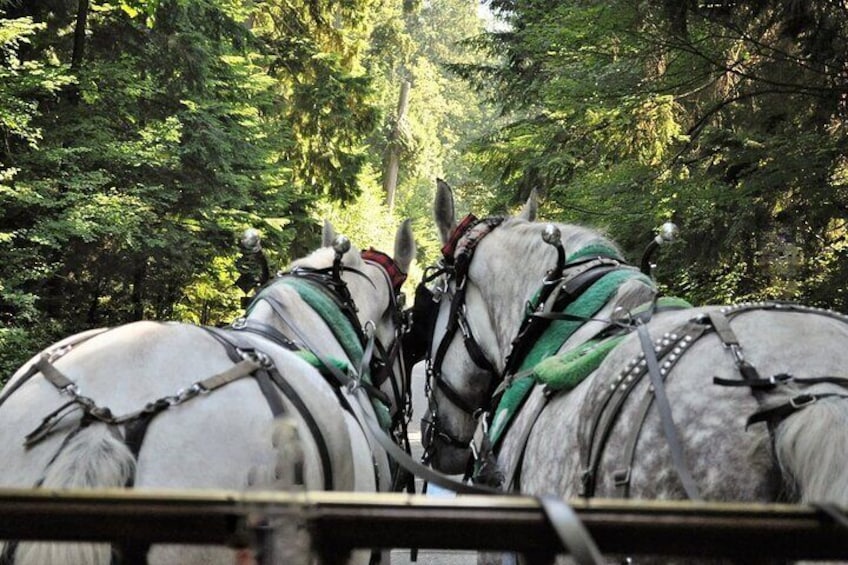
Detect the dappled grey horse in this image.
<box><xmin>0</xmin><ymin>220</ymin><xmax>415</xmax><ymax>565</ymax></box>
<box><xmin>416</xmin><ymin>180</ymin><xmax>848</xmax><ymax>560</ymax></box>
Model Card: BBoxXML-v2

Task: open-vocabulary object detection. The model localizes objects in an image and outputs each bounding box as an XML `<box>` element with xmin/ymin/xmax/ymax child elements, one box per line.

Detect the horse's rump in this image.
<box><xmin>0</xmin><ymin>321</ymin><xmax>367</xmax><ymax>564</ymax></box>
<box><xmin>514</xmin><ymin>305</ymin><xmax>848</xmax><ymax>503</ymax></box>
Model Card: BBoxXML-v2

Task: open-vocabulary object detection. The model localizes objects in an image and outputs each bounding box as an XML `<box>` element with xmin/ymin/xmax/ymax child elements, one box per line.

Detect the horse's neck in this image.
<box><xmin>248</xmin><ymin>273</ymin><xmax>399</xmax><ymax>408</ymax></box>
<box><xmin>477</xmin><ymin>221</ymin><xmax>614</xmax><ymax>360</ymax></box>
<box><xmin>247</xmin><ymin>286</ymin><xmax>349</xmax><ymax>361</ymax></box>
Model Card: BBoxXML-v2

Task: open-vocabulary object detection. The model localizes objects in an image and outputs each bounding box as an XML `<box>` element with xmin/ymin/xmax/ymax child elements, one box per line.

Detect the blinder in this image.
<box><xmin>404</xmin><ymin>267</ymin><xmax>444</xmax><ymax>369</ymax></box>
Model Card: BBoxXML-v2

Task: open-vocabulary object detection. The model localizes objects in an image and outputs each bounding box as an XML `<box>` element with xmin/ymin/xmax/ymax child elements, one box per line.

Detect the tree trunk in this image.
<box><xmin>382</xmin><ymin>80</ymin><xmax>411</xmax><ymax>211</ymax></box>
<box><xmin>71</xmin><ymin>0</ymin><xmax>89</xmax><ymax>71</ymax></box>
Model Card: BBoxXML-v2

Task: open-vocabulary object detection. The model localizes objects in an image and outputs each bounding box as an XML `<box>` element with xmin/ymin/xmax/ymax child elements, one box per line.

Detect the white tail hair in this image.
<box><xmin>14</xmin><ymin>424</ymin><xmax>136</xmax><ymax>565</ymax></box>
<box><xmin>774</xmin><ymin>398</ymin><xmax>848</xmax><ymax>504</ymax></box>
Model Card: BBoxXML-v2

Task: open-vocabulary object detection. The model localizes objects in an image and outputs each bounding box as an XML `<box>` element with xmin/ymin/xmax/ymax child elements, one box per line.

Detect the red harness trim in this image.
<box><xmin>441</xmin><ymin>214</ymin><xmax>478</xmax><ymax>261</ymax></box>
<box><xmin>361</xmin><ymin>248</ymin><xmax>407</xmax><ymax>291</ymax></box>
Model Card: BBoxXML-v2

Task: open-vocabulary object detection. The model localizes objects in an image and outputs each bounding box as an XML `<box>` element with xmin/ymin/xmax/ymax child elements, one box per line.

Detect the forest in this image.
<box><xmin>1</xmin><ymin>0</ymin><xmax>847</xmax><ymax>377</ymax></box>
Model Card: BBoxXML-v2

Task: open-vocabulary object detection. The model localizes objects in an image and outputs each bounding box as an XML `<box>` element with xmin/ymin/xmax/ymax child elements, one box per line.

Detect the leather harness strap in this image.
<box><xmin>0</xmin><ymin>329</ymin><xmax>110</xmax><ymax>412</ymax></box>
<box><xmin>203</xmin><ymin>326</ymin><xmax>335</xmax><ymax>491</ymax></box>
<box><xmin>538</xmin><ymin>495</ymin><xmax>604</xmax><ymax>565</ymax></box>
<box><xmin>580</xmin><ymin>319</ymin><xmax>702</xmax><ymax>497</ymax></box>
<box><xmin>636</xmin><ymin>323</ymin><xmax>701</xmax><ymax>500</ymax></box>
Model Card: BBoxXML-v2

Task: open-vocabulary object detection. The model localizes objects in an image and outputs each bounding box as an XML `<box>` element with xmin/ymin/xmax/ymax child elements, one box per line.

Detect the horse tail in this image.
<box><xmin>14</xmin><ymin>423</ymin><xmax>136</xmax><ymax>565</ymax></box>
<box><xmin>773</xmin><ymin>397</ymin><xmax>848</xmax><ymax>504</ymax></box>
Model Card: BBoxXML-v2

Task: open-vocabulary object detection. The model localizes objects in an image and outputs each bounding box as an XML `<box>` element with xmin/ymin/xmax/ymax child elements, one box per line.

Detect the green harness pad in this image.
<box><xmin>519</xmin><ymin>268</ymin><xmax>653</xmax><ymax>371</ymax></box>
<box><xmin>488</xmin><ymin>268</ymin><xmax>647</xmax><ymax>445</ymax></box>
<box><xmin>532</xmin><ymin>335</ymin><xmax>626</xmax><ymax>390</ymax></box>
<box><xmin>487</xmin><ymin>292</ymin><xmax>692</xmax><ymax>447</ymax></box>
<box><xmin>256</xmin><ymin>278</ymin><xmax>392</xmax><ymax>430</ymax></box>
<box><xmin>277</xmin><ymin>277</ymin><xmax>364</xmax><ymax>363</ymax></box>
<box><xmin>487</xmin><ymin>336</ymin><xmax>623</xmax><ymax>446</ymax></box>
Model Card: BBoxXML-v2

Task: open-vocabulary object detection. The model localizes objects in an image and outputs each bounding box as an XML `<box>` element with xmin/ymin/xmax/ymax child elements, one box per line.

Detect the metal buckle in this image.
<box><xmin>237</xmin><ymin>347</ymin><xmax>272</xmax><ymax>368</ymax></box>
<box><xmin>48</xmin><ymin>345</ymin><xmax>73</xmax><ymax>363</ymax></box>
<box><xmin>790</xmin><ymin>394</ymin><xmax>816</xmax><ymax>409</ymax></box>
<box><xmin>728</xmin><ymin>343</ymin><xmax>745</xmax><ymax>364</ymax></box>
<box><xmin>169</xmin><ymin>383</ymin><xmax>204</xmax><ymax>406</ymax></box>
<box><xmin>60</xmin><ymin>383</ymin><xmax>80</xmax><ymax>397</ymax></box>
<box><xmin>363</xmin><ymin>320</ymin><xmax>376</xmax><ymax>338</ymax></box>
<box><xmin>769</xmin><ymin>373</ymin><xmax>793</xmax><ymax>385</ymax></box>
<box><xmin>613</xmin><ymin>468</ymin><xmax>631</xmax><ymax>486</ymax></box>
<box><xmin>457</xmin><ymin>308</ymin><xmax>472</xmax><ymax>339</ymax></box>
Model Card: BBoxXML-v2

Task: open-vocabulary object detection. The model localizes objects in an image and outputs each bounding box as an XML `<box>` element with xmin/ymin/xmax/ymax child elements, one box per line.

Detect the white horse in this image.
<box><xmin>0</xmin><ymin>220</ymin><xmax>415</xmax><ymax>565</ymax></box>
<box><xmin>417</xmin><ymin>180</ymin><xmax>848</xmax><ymax>560</ymax></box>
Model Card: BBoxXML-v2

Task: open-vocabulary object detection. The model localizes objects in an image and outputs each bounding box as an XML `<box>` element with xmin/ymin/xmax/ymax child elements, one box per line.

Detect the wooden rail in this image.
<box><xmin>0</xmin><ymin>488</ymin><xmax>844</xmax><ymax>560</ymax></box>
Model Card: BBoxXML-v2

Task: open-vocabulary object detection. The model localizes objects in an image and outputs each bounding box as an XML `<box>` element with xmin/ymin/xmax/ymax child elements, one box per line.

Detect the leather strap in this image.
<box><xmin>714</xmin><ymin>373</ymin><xmax>848</xmax><ymax>389</ymax></box>
<box><xmin>498</xmin><ymin>385</ymin><xmax>550</xmax><ymax>491</ymax></box>
<box><xmin>637</xmin><ymin>323</ymin><xmax>701</xmax><ymax>500</ymax></box>
<box><xmin>538</xmin><ymin>495</ymin><xmax>604</xmax><ymax>565</ymax></box>
<box><xmin>746</xmin><ymin>393</ymin><xmax>848</xmax><ymax>428</ymax></box>
<box><xmin>612</xmin><ymin>388</ymin><xmax>655</xmax><ymax>498</ymax></box>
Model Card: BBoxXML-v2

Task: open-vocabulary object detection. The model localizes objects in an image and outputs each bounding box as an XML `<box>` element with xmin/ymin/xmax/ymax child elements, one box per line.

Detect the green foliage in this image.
<box><xmin>460</xmin><ymin>0</ymin><xmax>848</xmax><ymax>309</ymax></box>
<box><xmin>0</xmin><ymin>0</ymin><xmax>383</xmax><ymax>379</ymax></box>
<box><xmin>360</xmin><ymin>0</ymin><xmax>498</xmax><ymax>266</ymax></box>
<box><xmin>0</xmin><ymin>0</ymin><xmax>501</xmax><ymax>381</ymax></box>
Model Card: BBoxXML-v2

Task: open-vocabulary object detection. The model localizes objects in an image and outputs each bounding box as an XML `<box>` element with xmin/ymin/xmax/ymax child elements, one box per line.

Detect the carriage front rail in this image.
<box><xmin>0</xmin><ymin>488</ymin><xmax>844</xmax><ymax>562</ymax></box>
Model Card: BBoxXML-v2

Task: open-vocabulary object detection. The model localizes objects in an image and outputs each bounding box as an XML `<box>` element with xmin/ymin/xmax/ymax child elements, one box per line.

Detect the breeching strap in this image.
<box><xmin>636</xmin><ymin>323</ymin><xmax>702</xmax><ymax>500</ymax></box>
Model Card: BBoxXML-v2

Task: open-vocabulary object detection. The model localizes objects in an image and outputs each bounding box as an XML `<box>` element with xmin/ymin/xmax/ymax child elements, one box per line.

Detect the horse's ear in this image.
<box><xmin>435</xmin><ymin>178</ymin><xmax>457</xmax><ymax>245</ymax></box>
<box><xmin>322</xmin><ymin>220</ymin><xmax>337</xmax><ymax>247</ymax></box>
<box><xmin>394</xmin><ymin>219</ymin><xmax>416</xmax><ymax>274</ymax></box>
<box><xmin>518</xmin><ymin>188</ymin><xmax>538</xmax><ymax>221</ymax></box>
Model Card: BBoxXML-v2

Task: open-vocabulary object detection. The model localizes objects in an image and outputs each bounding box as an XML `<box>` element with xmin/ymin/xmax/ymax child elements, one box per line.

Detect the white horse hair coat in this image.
<box><xmin>0</xmin><ymin>220</ymin><xmax>415</xmax><ymax>565</ymax></box>
<box><xmin>421</xmin><ymin>180</ymin><xmax>848</xmax><ymax>562</ymax></box>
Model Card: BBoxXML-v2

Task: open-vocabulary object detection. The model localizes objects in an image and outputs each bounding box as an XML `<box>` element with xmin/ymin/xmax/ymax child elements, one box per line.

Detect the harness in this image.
<box><xmin>9</xmin><ymin>245</ymin><xmax>412</xmax><ymax>484</ymax></box>
<box><xmin>421</xmin><ymin>216</ymin><xmax>848</xmax><ymax>504</ymax></box>
<box><xmin>415</xmin><ymin>215</ymin><xmax>505</xmax><ymax>454</ymax></box>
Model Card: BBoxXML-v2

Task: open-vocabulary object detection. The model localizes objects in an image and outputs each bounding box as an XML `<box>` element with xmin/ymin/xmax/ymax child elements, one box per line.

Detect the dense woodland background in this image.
<box><xmin>1</xmin><ymin>0</ymin><xmax>847</xmax><ymax>377</ymax></box>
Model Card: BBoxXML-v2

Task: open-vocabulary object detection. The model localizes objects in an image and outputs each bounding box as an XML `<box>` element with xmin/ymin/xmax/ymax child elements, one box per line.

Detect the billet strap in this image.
<box><xmin>0</xmin><ymin>328</ymin><xmax>110</xmax><ymax>411</ymax></box>
<box><xmin>714</xmin><ymin>373</ymin><xmax>848</xmax><ymax>389</ymax></box>
<box><xmin>612</xmin><ymin>390</ymin><xmax>655</xmax><ymax>498</ymax></box>
<box><xmin>229</xmin><ymin>317</ymin><xmax>300</xmax><ymax>351</ymax></box>
<box><xmin>33</xmin><ymin>355</ymin><xmax>75</xmax><ymax>390</ymax></box>
<box><xmin>492</xmin><ymin>385</ymin><xmax>550</xmax><ymax>491</ymax></box>
<box><xmin>204</xmin><ymin>326</ymin><xmax>335</xmax><ymax>491</ymax></box>
<box><xmin>636</xmin><ymin>323</ymin><xmax>701</xmax><ymax>500</ymax></box>
<box><xmin>579</xmin><ymin>320</ymin><xmax>706</xmax><ymax>498</ymax></box>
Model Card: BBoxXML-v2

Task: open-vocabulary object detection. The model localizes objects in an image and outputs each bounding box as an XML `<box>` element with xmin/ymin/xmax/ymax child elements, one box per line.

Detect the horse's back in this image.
<box><xmin>0</xmin><ymin>320</ymin><xmax>372</xmax><ymax>564</ymax></box>
<box><xmin>518</xmin><ymin>304</ymin><xmax>848</xmax><ymax>503</ymax></box>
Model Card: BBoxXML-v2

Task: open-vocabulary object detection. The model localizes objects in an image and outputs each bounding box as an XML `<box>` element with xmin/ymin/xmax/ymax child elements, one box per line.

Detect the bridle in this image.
<box><xmin>415</xmin><ymin>217</ymin><xmax>633</xmax><ymax>463</ymax></box>
<box><xmin>414</xmin><ymin>215</ymin><xmax>505</xmax><ymax>459</ymax></box>
<box><xmin>244</xmin><ymin>242</ymin><xmax>414</xmax><ymax>456</ymax></box>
